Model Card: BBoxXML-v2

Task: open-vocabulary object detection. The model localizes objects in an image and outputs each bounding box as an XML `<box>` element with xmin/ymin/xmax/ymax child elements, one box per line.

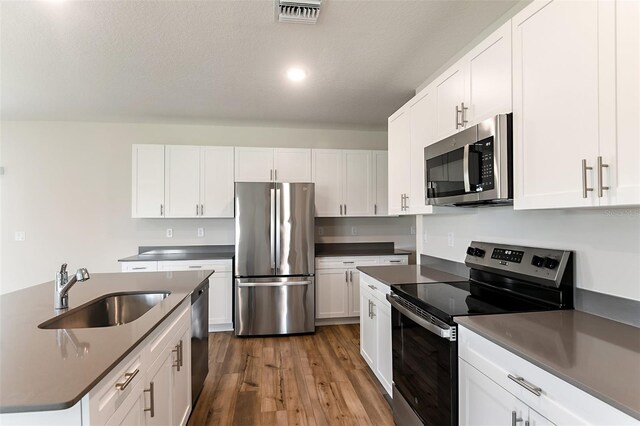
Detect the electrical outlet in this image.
<box><xmin>166</xmin><ymin>228</ymin><xmax>173</xmax><ymax>238</ymax></box>
<box><xmin>351</xmin><ymin>226</ymin><xmax>358</xmax><ymax>236</ymax></box>
<box><xmin>410</xmin><ymin>226</ymin><xmax>416</xmax><ymax>235</ymax></box>
<box><xmin>197</xmin><ymin>228</ymin><xmax>205</xmax><ymax>238</ymax></box>
<box><xmin>423</xmin><ymin>230</ymin><xmax>428</xmax><ymax>243</ymax></box>
<box><xmin>318</xmin><ymin>226</ymin><xmax>324</xmax><ymax>236</ymax></box>
<box><xmin>447</xmin><ymin>232</ymin><xmax>454</xmax><ymax>247</ymax></box>
<box><xmin>14</xmin><ymin>231</ymin><xmax>25</xmax><ymax>241</ymax></box>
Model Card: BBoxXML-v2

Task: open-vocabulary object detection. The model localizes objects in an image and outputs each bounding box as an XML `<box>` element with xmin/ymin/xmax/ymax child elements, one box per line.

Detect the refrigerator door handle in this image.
<box><xmin>270</xmin><ymin>187</ymin><xmax>276</xmax><ymax>270</ymax></box>
<box><xmin>275</xmin><ymin>185</ymin><xmax>281</xmax><ymax>274</ymax></box>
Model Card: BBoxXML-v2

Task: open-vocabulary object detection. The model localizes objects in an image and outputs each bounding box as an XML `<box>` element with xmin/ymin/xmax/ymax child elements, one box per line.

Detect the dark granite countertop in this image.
<box><xmin>456</xmin><ymin>311</ymin><xmax>640</xmax><ymax>420</ymax></box>
<box><xmin>356</xmin><ymin>265</ymin><xmax>466</xmax><ymax>286</ymax></box>
<box><xmin>0</xmin><ymin>271</ymin><xmax>212</xmax><ymax>413</ymax></box>
<box><xmin>119</xmin><ymin>245</ymin><xmax>234</xmax><ymax>262</ymax></box>
<box><xmin>315</xmin><ymin>242</ymin><xmax>411</xmax><ymax>258</ymax></box>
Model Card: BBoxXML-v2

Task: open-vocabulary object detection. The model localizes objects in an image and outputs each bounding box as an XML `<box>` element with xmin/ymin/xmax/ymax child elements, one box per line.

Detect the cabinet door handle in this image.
<box><xmin>179</xmin><ymin>339</ymin><xmax>184</xmax><ymax>367</ymax></box>
<box><xmin>115</xmin><ymin>368</ymin><xmax>139</xmax><ymax>390</ymax></box>
<box><xmin>275</xmin><ymin>169</ymin><xmax>278</xmax><ymax>181</ymax></box>
<box><xmin>270</xmin><ymin>169</ymin><xmax>273</xmax><ymax>181</ymax></box>
<box><xmin>344</xmin><ymin>204</ymin><xmax>347</xmax><ymax>215</ymax></box>
<box><xmin>405</xmin><ymin>194</ymin><xmax>409</xmax><ymax>209</ymax></box>
<box><xmin>196</xmin><ymin>204</ymin><xmax>199</xmax><ymax>216</ymax></box>
<box><xmin>345</xmin><ymin>270</ymin><xmax>348</xmax><ymax>283</ymax></box>
<box><xmin>374</xmin><ymin>204</ymin><xmax>377</xmax><ymax>215</ymax></box>
<box><xmin>368</xmin><ymin>300</ymin><xmax>372</xmax><ymax>319</ymax></box>
<box><xmin>455</xmin><ymin>105</ymin><xmax>462</xmax><ymax>129</ymax></box>
<box><xmin>160</xmin><ymin>204</ymin><xmax>164</xmax><ymax>216</ymax></box>
<box><xmin>172</xmin><ymin>341</ymin><xmax>182</xmax><ymax>371</ymax></box>
<box><xmin>370</xmin><ymin>301</ymin><xmax>376</xmax><ymax>318</ymax></box>
<box><xmin>508</xmin><ymin>374</ymin><xmax>542</xmax><ymax>396</ymax></box>
<box><xmin>582</xmin><ymin>159</ymin><xmax>594</xmax><ymax>198</ymax></box>
<box><xmin>144</xmin><ymin>381</ymin><xmax>155</xmax><ymax>417</ymax></box>
<box><xmin>200</xmin><ymin>204</ymin><xmax>204</xmax><ymax>215</ymax></box>
<box><xmin>349</xmin><ymin>270</ymin><xmax>353</xmax><ymax>282</ymax></box>
<box><xmin>511</xmin><ymin>411</ymin><xmax>524</xmax><ymax>426</ymax></box>
<box><xmin>597</xmin><ymin>156</ymin><xmax>609</xmax><ymax>197</ymax></box>
<box><xmin>461</xmin><ymin>102</ymin><xmax>468</xmax><ymax>126</ymax></box>
<box><xmin>340</xmin><ymin>204</ymin><xmax>343</xmax><ymax>215</ymax></box>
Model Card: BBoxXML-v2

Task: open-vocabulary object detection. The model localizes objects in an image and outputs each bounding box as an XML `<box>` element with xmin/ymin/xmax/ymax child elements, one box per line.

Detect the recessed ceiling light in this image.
<box><xmin>287</xmin><ymin>67</ymin><xmax>307</xmax><ymax>82</ymax></box>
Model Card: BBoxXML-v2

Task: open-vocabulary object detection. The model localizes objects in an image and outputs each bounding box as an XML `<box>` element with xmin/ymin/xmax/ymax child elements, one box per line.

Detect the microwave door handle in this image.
<box><xmin>463</xmin><ymin>144</ymin><xmax>471</xmax><ymax>193</ymax></box>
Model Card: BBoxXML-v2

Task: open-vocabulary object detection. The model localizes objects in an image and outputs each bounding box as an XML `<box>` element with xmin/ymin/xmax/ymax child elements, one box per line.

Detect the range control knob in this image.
<box><xmin>544</xmin><ymin>257</ymin><xmax>559</xmax><ymax>270</ymax></box>
<box><xmin>466</xmin><ymin>246</ymin><xmax>476</xmax><ymax>256</ymax></box>
<box><xmin>474</xmin><ymin>248</ymin><xmax>486</xmax><ymax>258</ymax></box>
<box><xmin>531</xmin><ymin>255</ymin><xmax>545</xmax><ymax>268</ymax></box>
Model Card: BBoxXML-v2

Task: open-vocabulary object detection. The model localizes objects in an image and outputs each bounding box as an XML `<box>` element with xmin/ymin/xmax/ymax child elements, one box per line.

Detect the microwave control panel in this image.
<box><xmin>470</xmin><ymin>140</ymin><xmax>495</xmax><ymax>191</ymax></box>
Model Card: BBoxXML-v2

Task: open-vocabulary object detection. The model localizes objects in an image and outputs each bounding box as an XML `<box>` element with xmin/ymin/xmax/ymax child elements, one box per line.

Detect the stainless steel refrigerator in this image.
<box><xmin>234</xmin><ymin>182</ymin><xmax>315</xmax><ymax>336</ymax></box>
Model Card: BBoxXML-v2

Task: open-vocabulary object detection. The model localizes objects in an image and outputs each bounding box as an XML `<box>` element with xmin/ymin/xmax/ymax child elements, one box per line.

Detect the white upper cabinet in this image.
<box><xmin>200</xmin><ymin>146</ymin><xmax>235</xmax><ymax>218</ymax></box>
<box><xmin>165</xmin><ymin>145</ymin><xmax>201</xmax><ymax>218</ymax></box>
<box><xmin>235</xmin><ymin>147</ymin><xmax>311</xmax><ymax>182</ymax></box>
<box><xmin>312</xmin><ymin>149</ymin><xmax>384</xmax><ymax>217</ymax></box>
<box><xmin>465</xmin><ymin>21</ymin><xmax>512</xmax><ymax>125</ymax></box>
<box><xmin>274</xmin><ymin>148</ymin><xmax>312</xmax><ymax>182</ymax></box>
<box><xmin>132</xmin><ymin>145</ymin><xmax>234</xmax><ymax>218</ymax></box>
<box><xmin>409</xmin><ymin>88</ymin><xmax>437</xmax><ymax>215</ymax></box>
<box><xmin>513</xmin><ymin>0</ymin><xmax>638</xmax><ymax>210</ymax></box>
<box><xmin>343</xmin><ymin>150</ymin><xmax>373</xmax><ymax>216</ymax></box>
<box><xmin>312</xmin><ymin>149</ymin><xmax>343</xmax><ymax>216</ymax></box>
<box><xmin>373</xmin><ymin>151</ymin><xmax>389</xmax><ymax>216</ymax></box>
<box><xmin>234</xmin><ymin>147</ymin><xmax>274</xmax><ymax>182</ymax></box>
<box><xmin>388</xmin><ymin>106</ymin><xmax>412</xmax><ymax>215</ymax></box>
<box><xmin>599</xmin><ymin>0</ymin><xmax>640</xmax><ymax>206</ymax></box>
<box><xmin>132</xmin><ymin>145</ymin><xmax>165</xmax><ymax>218</ymax></box>
<box><xmin>435</xmin><ymin>65</ymin><xmax>467</xmax><ymax>140</ymax></box>
<box><xmin>435</xmin><ymin>21</ymin><xmax>512</xmax><ymax>141</ymax></box>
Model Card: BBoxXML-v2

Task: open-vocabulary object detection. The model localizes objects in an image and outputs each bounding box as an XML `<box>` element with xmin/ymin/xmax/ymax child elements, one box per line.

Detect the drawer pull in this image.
<box><xmin>144</xmin><ymin>381</ymin><xmax>155</xmax><ymax>417</ymax></box>
<box><xmin>388</xmin><ymin>260</ymin><xmax>402</xmax><ymax>263</ymax></box>
<box><xmin>508</xmin><ymin>374</ymin><xmax>542</xmax><ymax>396</ymax></box>
<box><xmin>131</xmin><ymin>267</ymin><xmax>146</xmax><ymax>270</ymax></box>
<box><xmin>115</xmin><ymin>368</ymin><xmax>139</xmax><ymax>390</ymax></box>
<box><xmin>343</xmin><ymin>261</ymin><xmax>355</xmax><ymax>264</ymax></box>
<box><xmin>188</xmin><ymin>265</ymin><xmax>202</xmax><ymax>269</ymax></box>
<box><xmin>368</xmin><ymin>285</ymin><xmax>376</xmax><ymax>290</ymax></box>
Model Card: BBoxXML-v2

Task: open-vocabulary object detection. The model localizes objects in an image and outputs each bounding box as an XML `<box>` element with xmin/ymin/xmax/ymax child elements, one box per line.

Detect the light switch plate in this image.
<box><xmin>410</xmin><ymin>226</ymin><xmax>416</xmax><ymax>235</ymax></box>
<box><xmin>14</xmin><ymin>231</ymin><xmax>25</xmax><ymax>241</ymax></box>
<box><xmin>166</xmin><ymin>228</ymin><xmax>173</xmax><ymax>238</ymax></box>
<box><xmin>447</xmin><ymin>232</ymin><xmax>454</xmax><ymax>247</ymax></box>
<box><xmin>197</xmin><ymin>228</ymin><xmax>205</xmax><ymax>238</ymax></box>
<box><xmin>318</xmin><ymin>226</ymin><xmax>324</xmax><ymax>236</ymax></box>
<box><xmin>351</xmin><ymin>226</ymin><xmax>358</xmax><ymax>236</ymax></box>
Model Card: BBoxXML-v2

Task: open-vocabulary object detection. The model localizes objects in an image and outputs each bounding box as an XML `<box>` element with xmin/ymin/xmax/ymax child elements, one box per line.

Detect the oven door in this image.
<box><xmin>387</xmin><ymin>294</ymin><xmax>457</xmax><ymax>426</ymax></box>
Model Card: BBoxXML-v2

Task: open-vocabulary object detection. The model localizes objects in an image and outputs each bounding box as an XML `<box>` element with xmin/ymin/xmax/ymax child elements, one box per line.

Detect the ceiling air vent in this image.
<box><xmin>277</xmin><ymin>0</ymin><xmax>321</xmax><ymax>24</ymax></box>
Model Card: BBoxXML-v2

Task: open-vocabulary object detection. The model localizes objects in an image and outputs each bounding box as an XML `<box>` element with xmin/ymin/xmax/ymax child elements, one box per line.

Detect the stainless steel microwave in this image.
<box><xmin>425</xmin><ymin>113</ymin><xmax>513</xmax><ymax>206</ymax></box>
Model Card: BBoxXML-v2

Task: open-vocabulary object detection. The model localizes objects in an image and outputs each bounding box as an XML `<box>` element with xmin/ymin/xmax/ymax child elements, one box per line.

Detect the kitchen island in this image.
<box><xmin>0</xmin><ymin>270</ymin><xmax>211</xmax><ymax>423</ymax></box>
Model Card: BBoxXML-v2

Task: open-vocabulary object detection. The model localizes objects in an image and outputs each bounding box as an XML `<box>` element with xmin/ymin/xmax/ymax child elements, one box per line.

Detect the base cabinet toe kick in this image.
<box><xmin>1</xmin><ymin>300</ymin><xmax>193</xmax><ymax>426</ymax></box>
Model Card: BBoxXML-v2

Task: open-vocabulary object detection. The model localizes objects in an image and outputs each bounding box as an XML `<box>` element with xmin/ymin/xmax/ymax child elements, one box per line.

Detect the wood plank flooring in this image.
<box><xmin>188</xmin><ymin>325</ymin><xmax>394</xmax><ymax>426</ymax></box>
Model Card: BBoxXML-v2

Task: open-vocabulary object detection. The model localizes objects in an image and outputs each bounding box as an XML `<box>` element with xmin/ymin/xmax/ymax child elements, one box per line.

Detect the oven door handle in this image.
<box><xmin>463</xmin><ymin>144</ymin><xmax>471</xmax><ymax>193</ymax></box>
<box><xmin>386</xmin><ymin>294</ymin><xmax>455</xmax><ymax>341</ymax></box>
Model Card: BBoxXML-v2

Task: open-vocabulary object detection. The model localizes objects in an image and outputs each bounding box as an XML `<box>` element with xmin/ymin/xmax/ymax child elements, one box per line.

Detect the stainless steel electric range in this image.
<box><xmin>387</xmin><ymin>241</ymin><xmax>574</xmax><ymax>426</ymax></box>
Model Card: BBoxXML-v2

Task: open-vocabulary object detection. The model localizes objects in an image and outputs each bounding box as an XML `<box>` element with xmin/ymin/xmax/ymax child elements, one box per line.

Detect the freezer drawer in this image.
<box><xmin>235</xmin><ymin>276</ymin><xmax>315</xmax><ymax>336</ymax></box>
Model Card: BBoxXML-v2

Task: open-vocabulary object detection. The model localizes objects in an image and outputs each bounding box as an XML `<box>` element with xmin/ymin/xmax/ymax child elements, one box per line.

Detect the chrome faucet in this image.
<box><xmin>55</xmin><ymin>263</ymin><xmax>90</xmax><ymax>310</ymax></box>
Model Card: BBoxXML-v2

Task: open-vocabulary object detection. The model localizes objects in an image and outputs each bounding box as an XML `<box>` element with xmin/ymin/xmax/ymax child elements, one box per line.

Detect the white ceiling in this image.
<box><xmin>1</xmin><ymin>0</ymin><xmax>518</xmax><ymax>128</ymax></box>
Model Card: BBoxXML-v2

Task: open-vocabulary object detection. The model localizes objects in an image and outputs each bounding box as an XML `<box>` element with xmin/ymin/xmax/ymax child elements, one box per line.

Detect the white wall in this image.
<box><xmin>316</xmin><ymin>215</ymin><xmax>417</xmax><ymax>263</ymax></box>
<box><xmin>0</xmin><ymin>120</ymin><xmax>390</xmax><ymax>294</ymax></box>
<box><xmin>420</xmin><ymin>207</ymin><xmax>640</xmax><ymax>301</ymax></box>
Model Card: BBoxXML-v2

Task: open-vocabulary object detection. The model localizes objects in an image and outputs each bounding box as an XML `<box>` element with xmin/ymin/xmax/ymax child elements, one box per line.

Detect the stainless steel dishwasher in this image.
<box><xmin>191</xmin><ymin>281</ymin><xmax>209</xmax><ymax>406</ymax></box>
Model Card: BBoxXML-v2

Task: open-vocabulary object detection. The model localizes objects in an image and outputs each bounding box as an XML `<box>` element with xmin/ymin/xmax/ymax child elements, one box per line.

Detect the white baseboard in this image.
<box><xmin>208</xmin><ymin>323</ymin><xmax>233</xmax><ymax>333</ymax></box>
<box><xmin>315</xmin><ymin>317</ymin><xmax>359</xmax><ymax>326</ymax></box>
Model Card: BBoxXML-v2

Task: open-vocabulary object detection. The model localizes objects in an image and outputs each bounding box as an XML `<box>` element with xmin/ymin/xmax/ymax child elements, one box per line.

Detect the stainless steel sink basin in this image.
<box><xmin>39</xmin><ymin>292</ymin><xmax>171</xmax><ymax>329</ymax></box>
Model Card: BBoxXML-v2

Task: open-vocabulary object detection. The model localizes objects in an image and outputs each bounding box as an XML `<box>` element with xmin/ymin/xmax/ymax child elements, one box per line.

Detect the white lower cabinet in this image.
<box><xmin>315</xmin><ymin>255</ymin><xmax>408</xmax><ymax>320</ymax></box>
<box><xmin>458</xmin><ymin>326</ymin><xmax>637</xmax><ymax>425</ymax></box>
<box><xmin>359</xmin><ymin>274</ymin><xmax>393</xmax><ymax>395</ymax></box>
<box><xmin>126</xmin><ymin>258</ymin><xmax>233</xmax><ymax>332</ymax></box>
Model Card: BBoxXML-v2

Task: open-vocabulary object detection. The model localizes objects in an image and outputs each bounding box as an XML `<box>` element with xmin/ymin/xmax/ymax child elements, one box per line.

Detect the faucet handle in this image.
<box><xmin>60</xmin><ymin>263</ymin><xmax>68</xmax><ymax>274</ymax></box>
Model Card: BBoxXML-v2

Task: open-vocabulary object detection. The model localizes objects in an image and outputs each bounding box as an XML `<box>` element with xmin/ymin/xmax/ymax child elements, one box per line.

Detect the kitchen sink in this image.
<box><xmin>38</xmin><ymin>292</ymin><xmax>171</xmax><ymax>329</ymax></box>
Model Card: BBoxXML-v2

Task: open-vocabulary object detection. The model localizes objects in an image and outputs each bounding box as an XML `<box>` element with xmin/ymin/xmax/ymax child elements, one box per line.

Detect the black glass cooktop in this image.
<box><xmin>391</xmin><ymin>281</ymin><xmax>555</xmax><ymax>325</ymax></box>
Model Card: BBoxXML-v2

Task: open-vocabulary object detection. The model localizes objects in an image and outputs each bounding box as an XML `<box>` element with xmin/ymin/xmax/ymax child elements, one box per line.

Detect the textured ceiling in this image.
<box><xmin>1</xmin><ymin>0</ymin><xmax>518</xmax><ymax>128</ymax></box>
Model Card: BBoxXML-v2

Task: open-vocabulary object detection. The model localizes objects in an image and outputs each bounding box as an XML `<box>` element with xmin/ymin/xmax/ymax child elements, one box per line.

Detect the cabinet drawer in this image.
<box><xmin>147</xmin><ymin>301</ymin><xmax>191</xmax><ymax>366</ymax></box>
<box><xmin>458</xmin><ymin>326</ymin><xmax>637</xmax><ymax>425</ymax></box>
<box><xmin>157</xmin><ymin>259</ymin><xmax>231</xmax><ymax>272</ymax></box>
<box><xmin>121</xmin><ymin>261</ymin><xmax>158</xmax><ymax>273</ymax></box>
<box><xmin>379</xmin><ymin>255</ymin><xmax>408</xmax><ymax>265</ymax></box>
<box><xmin>315</xmin><ymin>256</ymin><xmax>380</xmax><ymax>270</ymax></box>
<box><xmin>88</xmin><ymin>348</ymin><xmax>144</xmax><ymax>425</ymax></box>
